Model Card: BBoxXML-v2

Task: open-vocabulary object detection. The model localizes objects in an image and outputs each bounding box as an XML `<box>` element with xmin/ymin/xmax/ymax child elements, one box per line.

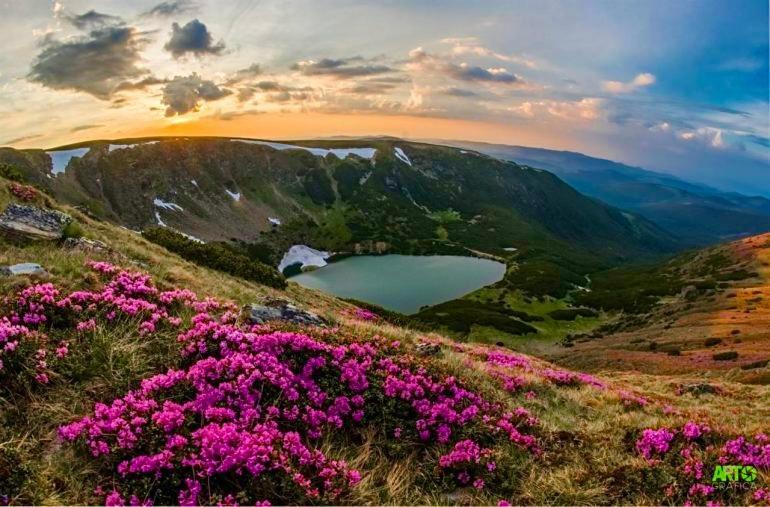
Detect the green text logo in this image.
<box><xmin>712</xmin><ymin>465</ymin><xmax>757</xmax><ymax>483</ymax></box>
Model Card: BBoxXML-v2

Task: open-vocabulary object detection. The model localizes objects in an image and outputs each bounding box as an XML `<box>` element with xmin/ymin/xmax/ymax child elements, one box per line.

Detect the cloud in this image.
<box><xmin>214</xmin><ymin>108</ymin><xmax>261</xmax><ymax>121</ymax></box>
<box><xmin>70</xmin><ymin>124</ymin><xmax>103</xmax><ymax>132</ymax></box>
<box><xmin>164</xmin><ymin>19</ymin><xmax>225</xmax><ymax>58</ymax></box>
<box><xmin>508</xmin><ymin>98</ymin><xmax>603</xmax><ymax>121</ymax></box>
<box><xmin>408</xmin><ymin>47</ymin><xmax>522</xmax><ymax>84</ymax></box>
<box><xmin>292</xmin><ymin>57</ymin><xmax>393</xmax><ymax>78</ymax></box>
<box><xmin>2</xmin><ymin>134</ymin><xmax>42</xmax><ymax>146</ymax></box>
<box><xmin>678</xmin><ymin>127</ymin><xmax>724</xmax><ymax>148</ymax></box>
<box><xmin>114</xmin><ymin>76</ymin><xmax>169</xmax><ymax>92</ymax></box>
<box><xmin>142</xmin><ymin>0</ymin><xmax>198</xmax><ymax>17</ymax></box>
<box><xmin>28</xmin><ymin>26</ymin><xmax>149</xmax><ymax>99</ymax></box>
<box><xmin>224</xmin><ymin>63</ymin><xmax>261</xmax><ymax>85</ymax></box>
<box><xmin>441</xmin><ymin>37</ymin><xmax>536</xmax><ymax>68</ymax></box>
<box><xmin>65</xmin><ymin>10</ymin><xmax>122</xmax><ymax>29</ymax></box>
<box><xmin>442</xmin><ymin>87</ymin><xmax>477</xmax><ymax>97</ymax></box>
<box><xmin>161</xmin><ymin>73</ymin><xmax>231</xmax><ymax>116</ymax></box>
<box><xmin>602</xmin><ymin>73</ymin><xmax>656</xmax><ymax>94</ymax></box>
<box><xmin>716</xmin><ymin>56</ymin><xmax>765</xmax><ymax>72</ymax></box>
<box><xmin>343</xmin><ymin>81</ymin><xmax>399</xmax><ymax>95</ymax></box>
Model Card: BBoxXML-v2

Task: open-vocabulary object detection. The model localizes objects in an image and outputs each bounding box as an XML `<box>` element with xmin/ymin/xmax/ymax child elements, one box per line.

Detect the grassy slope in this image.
<box><xmin>549</xmin><ymin>233</ymin><xmax>770</xmax><ymax>383</ymax></box>
<box><xmin>1</xmin><ymin>179</ymin><xmax>768</xmax><ymax>505</ymax></box>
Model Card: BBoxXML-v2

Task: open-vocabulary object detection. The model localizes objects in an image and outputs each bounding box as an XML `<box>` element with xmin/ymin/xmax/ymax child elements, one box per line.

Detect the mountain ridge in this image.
<box><xmin>439</xmin><ymin>140</ymin><xmax>770</xmax><ymax>246</ymax></box>
<box><xmin>0</xmin><ymin>136</ymin><xmax>678</xmax><ymax>272</ymax></box>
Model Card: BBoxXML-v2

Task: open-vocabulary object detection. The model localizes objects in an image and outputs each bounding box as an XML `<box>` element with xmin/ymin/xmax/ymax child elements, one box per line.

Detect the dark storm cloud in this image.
<box><xmin>164</xmin><ymin>19</ymin><xmax>225</xmax><ymax>58</ymax></box>
<box><xmin>291</xmin><ymin>57</ymin><xmax>393</xmax><ymax>78</ymax></box>
<box><xmin>161</xmin><ymin>73</ymin><xmax>231</xmax><ymax>116</ymax></box>
<box><xmin>28</xmin><ymin>26</ymin><xmax>148</xmax><ymax>99</ymax></box>
<box><xmin>65</xmin><ymin>10</ymin><xmax>122</xmax><ymax>29</ymax></box>
<box><xmin>114</xmin><ymin>76</ymin><xmax>169</xmax><ymax>92</ymax></box>
<box><xmin>142</xmin><ymin>0</ymin><xmax>198</xmax><ymax>17</ymax></box>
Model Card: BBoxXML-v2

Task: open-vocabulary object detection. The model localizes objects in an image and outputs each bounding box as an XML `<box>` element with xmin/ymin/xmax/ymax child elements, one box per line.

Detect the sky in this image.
<box><xmin>0</xmin><ymin>0</ymin><xmax>768</xmax><ymax>195</ymax></box>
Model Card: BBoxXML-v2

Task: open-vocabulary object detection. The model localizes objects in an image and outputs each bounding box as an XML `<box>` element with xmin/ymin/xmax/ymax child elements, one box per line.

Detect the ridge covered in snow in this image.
<box><xmin>233</xmin><ymin>139</ymin><xmax>377</xmax><ymax>160</ymax></box>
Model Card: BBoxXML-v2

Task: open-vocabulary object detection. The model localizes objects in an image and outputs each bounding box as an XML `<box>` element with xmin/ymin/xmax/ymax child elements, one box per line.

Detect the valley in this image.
<box><xmin>0</xmin><ymin>137</ymin><xmax>767</xmax><ymax>505</ymax></box>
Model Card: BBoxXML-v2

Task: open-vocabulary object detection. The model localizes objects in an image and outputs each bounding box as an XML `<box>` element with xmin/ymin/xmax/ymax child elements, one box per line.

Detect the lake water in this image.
<box><xmin>289</xmin><ymin>254</ymin><xmax>505</xmax><ymax>314</ymax></box>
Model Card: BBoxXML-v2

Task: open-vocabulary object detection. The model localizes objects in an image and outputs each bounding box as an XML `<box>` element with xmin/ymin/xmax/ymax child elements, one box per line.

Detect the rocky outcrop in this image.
<box><xmin>415</xmin><ymin>340</ymin><xmax>442</xmax><ymax>356</ymax></box>
<box><xmin>63</xmin><ymin>236</ymin><xmax>110</xmax><ymax>252</ymax></box>
<box><xmin>0</xmin><ymin>204</ymin><xmax>71</xmax><ymax>241</ymax></box>
<box><xmin>0</xmin><ymin>262</ymin><xmax>48</xmax><ymax>277</ymax></box>
<box><xmin>244</xmin><ymin>298</ymin><xmax>327</xmax><ymax>327</ymax></box>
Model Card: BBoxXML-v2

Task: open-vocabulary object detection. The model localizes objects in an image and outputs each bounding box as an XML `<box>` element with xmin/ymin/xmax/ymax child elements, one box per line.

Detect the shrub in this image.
<box><xmin>0</xmin><ymin>163</ymin><xmax>25</xmax><ymax>182</ymax></box>
<box><xmin>712</xmin><ymin>351</ymin><xmax>738</xmax><ymax>361</ymax></box>
<box><xmin>61</xmin><ymin>221</ymin><xmax>84</xmax><ymax>239</ymax></box>
<box><xmin>142</xmin><ymin>227</ymin><xmax>286</xmax><ymax>289</ymax></box>
<box><xmin>547</xmin><ymin>308</ymin><xmax>598</xmax><ymax>321</ymax></box>
<box><xmin>703</xmin><ymin>337</ymin><xmax>722</xmax><ymax>347</ymax></box>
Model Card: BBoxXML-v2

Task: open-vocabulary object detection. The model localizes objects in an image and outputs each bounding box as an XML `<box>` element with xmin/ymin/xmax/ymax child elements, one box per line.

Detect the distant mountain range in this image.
<box><xmin>440</xmin><ymin>140</ymin><xmax>770</xmax><ymax>246</ymax></box>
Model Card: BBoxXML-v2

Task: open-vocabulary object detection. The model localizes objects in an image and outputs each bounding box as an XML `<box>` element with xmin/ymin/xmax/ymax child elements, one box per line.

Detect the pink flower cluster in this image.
<box><xmin>343</xmin><ymin>307</ymin><xmax>379</xmax><ymax>322</ymax></box>
<box><xmin>0</xmin><ymin>262</ymin><xmax>216</xmax><ymax>386</ymax></box>
<box><xmin>636</xmin><ymin>428</ymin><xmax>675</xmax><ymax>461</ymax></box>
<box><xmin>8</xmin><ymin>182</ymin><xmax>38</xmax><ymax>202</ymax></box>
<box><xmin>636</xmin><ymin>422</ymin><xmax>769</xmax><ymax>505</ymax></box>
<box><xmin>8</xmin><ymin>261</ymin><xmax>544</xmax><ymax>504</ymax></box>
<box><xmin>540</xmin><ymin>368</ymin><xmax>606</xmax><ymax>389</ymax></box>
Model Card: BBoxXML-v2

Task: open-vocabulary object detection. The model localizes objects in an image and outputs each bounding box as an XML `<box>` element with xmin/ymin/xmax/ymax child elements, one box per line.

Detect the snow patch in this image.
<box><xmin>233</xmin><ymin>139</ymin><xmax>376</xmax><ymax>160</ymax></box>
<box><xmin>153</xmin><ymin>198</ymin><xmax>183</xmax><ymax>211</ymax></box>
<box><xmin>47</xmin><ymin>148</ymin><xmax>89</xmax><ymax>175</ymax></box>
<box><xmin>394</xmin><ymin>147</ymin><xmax>412</xmax><ymax>166</ymax></box>
<box><xmin>278</xmin><ymin>245</ymin><xmax>330</xmax><ymax>273</ymax></box>
<box><xmin>503</xmin><ymin>247</ymin><xmax>518</xmax><ymax>252</ymax></box>
<box><xmin>268</xmin><ymin>217</ymin><xmax>282</xmax><ymax>226</ymax></box>
<box><xmin>359</xmin><ymin>171</ymin><xmax>372</xmax><ymax>185</ymax></box>
<box><xmin>191</xmin><ymin>179</ymin><xmax>198</xmax><ymax>187</ymax></box>
<box><xmin>155</xmin><ymin>211</ymin><xmax>166</xmax><ymax>227</ymax></box>
<box><xmin>225</xmin><ymin>189</ymin><xmax>241</xmax><ymax>201</ymax></box>
<box><xmin>108</xmin><ymin>141</ymin><xmax>158</xmax><ymax>152</ymax></box>
<box><xmin>179</xmin><ymin>231</ymin><xmax>205</xmax><ymax>243</ymax></box>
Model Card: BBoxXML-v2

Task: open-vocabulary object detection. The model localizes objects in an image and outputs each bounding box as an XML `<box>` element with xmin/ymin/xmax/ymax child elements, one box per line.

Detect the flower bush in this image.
<box><xmin>8</xmin><ymin>182</ymin><xmax>38</xmax><ymax>202</ymax></box>
<box><xmin>0</xmin><ymin>261</ymin><xmax>544</xmax><ymax>504</ymax></box>
<box><xmin>634</xmin><ymin>422</ymin><xmax>769</xmax><ymax>505</ymax></box>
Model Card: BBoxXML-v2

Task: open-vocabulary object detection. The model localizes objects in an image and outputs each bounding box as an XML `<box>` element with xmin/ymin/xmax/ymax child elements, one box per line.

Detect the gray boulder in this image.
<box><xmin>0</xmin><ymin>204</ymin><xmax>71</xmax><ymax>241</ymax></box>
<box><xmin>244</xmin><ymin>298</ymin><xmax>327</xmax><ymax>327</ymax></box>
<box><xmin>0</xmin><ymin>263</ymin><xmax>48</xmax><ymax>277</ymax></box>
<box><xmin>63</xmin><ymin>236</ymin><xmax>109</xmax><ymax>252</ymax></box>
<box><xmin>415</xmin><ymin>341</ymin><xmax>442</xmax><ymax>356</ymax></box>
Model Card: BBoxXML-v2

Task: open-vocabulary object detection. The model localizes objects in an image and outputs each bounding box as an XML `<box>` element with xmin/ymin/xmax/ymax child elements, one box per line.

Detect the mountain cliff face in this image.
<box><xmin>0</xmin><ymin>137</ymin><xmax>676</xmax><ymax>265</ymax></box>
<box><xmin>445</xmin><ymin>140</ymin><xmax>770</xmax><ymax>246</ymax></box>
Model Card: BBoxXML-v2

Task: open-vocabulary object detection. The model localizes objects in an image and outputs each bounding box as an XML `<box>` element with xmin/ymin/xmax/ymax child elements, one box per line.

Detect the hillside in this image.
<box><xmin>0</xmin><ymin>137</ymin><xmax>676</xmax><ymax>266</ymax></box>
<box><xmin>0</xmin><ymin>169</ymin><xmax>769</xmax><ymax>506</ymax></box>
<box><xmin>443</xmin><ymin>140</ymin><xmax>770</xmax><ymax>246</ymax></box>
<box><xmin>550</xmin><ymin>233</ymin><xmax>770</xmax><ymax>384</ymax></box>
